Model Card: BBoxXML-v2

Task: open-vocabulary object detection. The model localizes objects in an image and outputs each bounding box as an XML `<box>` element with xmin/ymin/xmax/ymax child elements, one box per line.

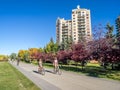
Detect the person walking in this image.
<box><xmin>17</xmin><ymin>56</ymin><xmax>20</xmax><ymax>66</ymax></box>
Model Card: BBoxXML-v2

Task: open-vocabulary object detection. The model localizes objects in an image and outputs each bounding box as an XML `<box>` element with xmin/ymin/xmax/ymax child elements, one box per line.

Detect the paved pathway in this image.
<box><xmin>9</xmin><ymin>61</ymin><xmax>120</xmax><ymax>90</ymax></box>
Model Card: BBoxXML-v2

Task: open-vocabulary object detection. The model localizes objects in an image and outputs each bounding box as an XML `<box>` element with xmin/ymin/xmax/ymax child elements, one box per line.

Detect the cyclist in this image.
<box><xmin>53</xmin><ymin>57</ymin><xmax>59</xmax><ymax>72</ymax></box>
<box><xmin>38</xmin><ymin>58</ymin><xmax>45</xmax><ymax>75</ymax></box>
<box><xmin>53</xmin><ymin>57</ymin><xmax>58</xmax><ymax>67</ymax></box>
<box><xmin>38</xmin><ymin>59</ymin><xmax>43</xmax><ymax>71</ymax></box>
<box><xmin>53</xmin><ymin>56</ymin><xmax>62</xmax><ymax>75</ymax></box>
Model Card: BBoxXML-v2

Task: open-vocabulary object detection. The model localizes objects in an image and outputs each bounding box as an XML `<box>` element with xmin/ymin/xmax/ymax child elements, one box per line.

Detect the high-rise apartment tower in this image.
<box><xmin>56</xmin><ymin>5</ymin><xmax>92</xmax><ymax>44</ymax></box>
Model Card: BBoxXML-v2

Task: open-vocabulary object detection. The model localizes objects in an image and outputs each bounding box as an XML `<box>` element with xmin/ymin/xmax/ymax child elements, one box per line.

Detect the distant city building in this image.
<box><xmin>56</xmin><ymin>5</ymin><xmax>92</xmax><ymax>44</ymax></box>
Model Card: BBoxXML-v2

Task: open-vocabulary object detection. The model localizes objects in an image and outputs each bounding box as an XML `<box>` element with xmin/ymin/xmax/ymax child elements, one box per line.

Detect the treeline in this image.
<box><xmin>9</xmin><ymin>23</ymin><xmax>120</xmax><ymax>70</ymax></box>
<box><xmin>0</xmin><ymin>55</ymin><xmax>8</xmax><ymax>61</ymax></box>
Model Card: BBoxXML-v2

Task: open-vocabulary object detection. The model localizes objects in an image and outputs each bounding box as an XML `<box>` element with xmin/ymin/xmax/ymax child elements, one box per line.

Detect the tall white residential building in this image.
<box><xmin>56</xmin><ymin>5</ymin><xmax>92</xmax><ymax>44</ymax></box>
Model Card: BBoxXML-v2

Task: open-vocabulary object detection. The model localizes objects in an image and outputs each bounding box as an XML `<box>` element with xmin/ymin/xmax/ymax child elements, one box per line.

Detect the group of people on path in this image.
<box><xmin>38</xmin><ymin>56</ymin><xmax>59</xmax><ymax>73</ymax></box>
<box><xmin>11</xmin><ymin>55</ymin><xmax>59</xmax><ymax>73</ymax></box>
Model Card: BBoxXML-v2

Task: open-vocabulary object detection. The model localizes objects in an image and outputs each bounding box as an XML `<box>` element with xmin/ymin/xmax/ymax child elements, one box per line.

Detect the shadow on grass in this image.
<box><xmin>82</xmin><ymin>66</ymin><xmax>107</xmax><ymax>77</ymax></box>
<box><xmin>59</xmin><ymin>65</ymin><xmax>107</xmax><ymax>78</ymax></box>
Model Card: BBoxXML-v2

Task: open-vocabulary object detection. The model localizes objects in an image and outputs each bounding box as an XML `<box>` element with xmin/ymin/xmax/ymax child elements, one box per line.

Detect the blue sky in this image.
<box><xmin>0</xmin><ymin>0</ymin><xmax>120</xmax><ymax>55</ymax></box>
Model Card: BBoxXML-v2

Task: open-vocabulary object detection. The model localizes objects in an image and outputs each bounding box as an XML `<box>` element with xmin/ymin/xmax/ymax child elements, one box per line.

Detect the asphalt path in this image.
<box><xmin>10</xmin><ymin>61</ymin><xmax>120</xmax><ymax>90</ymax></box>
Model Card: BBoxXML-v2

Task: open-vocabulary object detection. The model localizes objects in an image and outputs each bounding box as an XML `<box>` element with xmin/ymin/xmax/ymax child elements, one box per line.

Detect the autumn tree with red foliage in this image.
<box><xmin>43</xmin><ymin>52</ymin><xmax>56</xmax><ymax>63</ymax></box>
<box><xmin>71</xmin><ymin>43</ymin><xmax>88</xmax><ymax>69</ymax></box>
<box><xmin>33</xmin><ymin>52</ymin><xmax>44</xmax><ymax>61</ymax></box>
<box><xmin>57</xmin><ymin>50</ymin><xmax>72</xmax><ymax>64</ymax></box>
<box><xmin>88</xmin><ymin>24</ymin><xmax>120</xmax><ymax>70</ymax></box>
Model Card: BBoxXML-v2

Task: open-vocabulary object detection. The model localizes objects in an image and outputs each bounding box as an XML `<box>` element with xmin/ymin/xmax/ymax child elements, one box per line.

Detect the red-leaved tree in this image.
<box><xmin>71</xmin><ymin>43</ymin><xmax>88</xmax><ymax>69</ymax></box>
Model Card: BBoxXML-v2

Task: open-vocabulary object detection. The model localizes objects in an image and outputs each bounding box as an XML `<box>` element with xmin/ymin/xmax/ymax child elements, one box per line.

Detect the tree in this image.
<box><xmin>0</xmin><ymin>55</ymin><xmax>8</xmax><ymax>61</ymax></box>
<box><xmin>105</xmin><ymin>23</ymin><xmax>114</xmax><ymax>39</ymax></box>
<box><xmin>44</xmin><ymin>38</ymin><xmax>59</xmax><ymax>54</ymax></box>
<box><xmin>44</xmin><ymin>52</ymin><xmax>54</xmax><ymax>62</ymax></box>
<box><xmin>59</xmin><ymin>36</ymin><xmax>73</xmax><ymax>50</ymax></box>
<box><xmin>9</xmin><ymin>53</ymin><xmax>17</xmax><ymax>62</ymax></box>
<box><xmin>18</xmin><ymin>50</ymin><xmax>30</xmax><ymax>62</ymax></box>
<box><xmin>105</xmin><ymin>23</ymin><xmax>116</xmax><ymax>48</ymax></box>
<box><xmin>23</xmin><ymin>51</ymin><xmax>29</xmax><ymax>62</ymax></box>
<box><xmin>78</xmin><ymin>31</ymin><xmax>87</xmax><ymax>44</ymax></box>
<box><xmin>116</xmin><ymin>16</ymin><xmax>120</xmax><ymax>49</ymax></box>
<box><xmin>34</xmin><ymin>52</ymin><xmax>44</xmax><ymax>60</ymax></box>
<box><xmin>71</xmin><ymin>43</ymin><xmax>88</xmax><ymax>70</ymax></box>
<box><xmin>28</xmin><ymin>48</ymin><xmax>39</xmax><ymax>60</ymax></box>
<box><xmin>57</xmin><ymin>50</ymin><xmax>68</xmax><ymax>64</ymax></box>
<box><xmin>89</xmin><ymin>24</ymin><xmax>119</xmax><ymax>69</ymax></box>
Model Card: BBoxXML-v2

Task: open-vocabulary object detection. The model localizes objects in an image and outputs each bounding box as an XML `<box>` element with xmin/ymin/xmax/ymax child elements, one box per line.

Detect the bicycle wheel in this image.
<box><xmin>41</xmin><ymin>68</ymin><xmax>45</xmax><ymax>75</ymax></box>
<box><xmin>53</xmin><ymin>68</ymin><xmax>57</xmax><ymax>74</ymax></box>
<box><xmin>58</xmin><ymin>69</ymin><xmax>62</xmax><ymax>75</ymax></box>
<box><xmin>38</xmin><ymin>68</ymin><xmax>41</xmax><ymax>74</ymax></box>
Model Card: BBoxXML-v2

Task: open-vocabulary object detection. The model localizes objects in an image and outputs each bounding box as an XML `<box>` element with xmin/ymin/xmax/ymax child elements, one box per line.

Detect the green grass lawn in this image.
<box><xmin>85</xmin><ymin>63</ymin><xmax>120</xmax><ymax>81</ymax></box>
<box><xmin>0</xmin><ymin>62</ymin><xmax>40</xmax><ymax>90</ymax></box>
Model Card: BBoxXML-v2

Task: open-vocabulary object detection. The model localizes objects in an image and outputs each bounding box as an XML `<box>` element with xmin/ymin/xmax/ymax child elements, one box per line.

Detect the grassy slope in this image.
<box><xmin>0</xmin><ymin>62</ymin><xmax>40</xmax><ymax>90</ymax></box>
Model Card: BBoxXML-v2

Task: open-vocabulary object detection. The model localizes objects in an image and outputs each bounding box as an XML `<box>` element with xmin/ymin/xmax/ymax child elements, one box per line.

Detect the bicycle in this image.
<box><xmin>53</xmin><ymin>66</ymin><xmax>62</xmax><ymax>75</ymax></box>
<box><xmin>38</xmin><ymin>67</ymin><xmax>45</xmax><ymax>75</ymax></box>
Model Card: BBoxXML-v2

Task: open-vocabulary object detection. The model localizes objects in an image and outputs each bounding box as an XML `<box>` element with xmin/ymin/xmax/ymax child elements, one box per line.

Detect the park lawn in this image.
<box><xmin>84</xmin><ymin>63</ymin><xmax>120</xmax><ymax>81</ymax></box>
<box><xmin>0</xmin><ymin>62</ymin><xmax>40</xmax><ymax>90</ymax></box>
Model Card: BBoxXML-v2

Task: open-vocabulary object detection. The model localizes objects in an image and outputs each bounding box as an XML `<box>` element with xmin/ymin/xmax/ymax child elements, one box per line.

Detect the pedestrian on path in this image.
<box><xmin>17</xmin><ymin>56</ymin><xmax>20</xmax><ymax>66</ymax></box>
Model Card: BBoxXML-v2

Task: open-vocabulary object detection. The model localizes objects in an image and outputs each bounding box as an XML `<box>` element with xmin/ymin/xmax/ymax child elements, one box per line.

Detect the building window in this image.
<box><xmin>86</xmin><ymin>14</ymin><xmax>89</xmax><ymax>16</ymax></box>
<box><xmin>86</xmin><ymin>17</ymin><xmax>89</xmax><ymax>19</ymax></box>
<box><xmin>74</xmin><ymin>38</ymin><xmax>76</xmax><ymax>40</ymax></box>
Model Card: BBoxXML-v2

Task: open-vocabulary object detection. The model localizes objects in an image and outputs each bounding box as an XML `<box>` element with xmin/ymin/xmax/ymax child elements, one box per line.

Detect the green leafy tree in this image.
<box><xmin>9</xmin><ymin>53</ymin><xmax>17</xmax><ymax>62</ymax></box>
<box><xmin>105</xmin><ymin>23</ymin><xmax>114</xmax><ymax>39</ymax></box>
<box><xmin>23</xmin><ymin>50</ymin><xmax>30</xmax><ymax>62</ymax></box>
<box><xmin>39</xmin><ymin>48</ymin><xmax>44</xmax><ymax>52</ymax></box>
<box><xmin>44</xmin><ymin>37</ymin><xmax>59</xmax><ymax>54</ymax></box>
<box><xmin>105</xmin><ymin>23</ymin><xmax>116</xmax><ymax>49</ymax></box>
<box><xmin>59</xmin><ymin>36</ymin><xmax>73</xmax><ymax>50</ymax></box>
